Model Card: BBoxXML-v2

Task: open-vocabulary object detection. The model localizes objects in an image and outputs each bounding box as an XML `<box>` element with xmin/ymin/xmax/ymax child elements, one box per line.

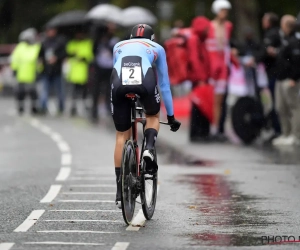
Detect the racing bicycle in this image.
<box><xmin>120</xmin><ymin>93</ymin><xmax>169</xmax><ymax>225</ymax></box>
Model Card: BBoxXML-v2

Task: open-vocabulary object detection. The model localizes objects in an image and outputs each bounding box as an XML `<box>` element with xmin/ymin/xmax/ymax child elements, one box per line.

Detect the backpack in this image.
<box><xmin>164</xmin><ymin>28</ymin><xmax>191</xmax><ymax>85</ymax></box>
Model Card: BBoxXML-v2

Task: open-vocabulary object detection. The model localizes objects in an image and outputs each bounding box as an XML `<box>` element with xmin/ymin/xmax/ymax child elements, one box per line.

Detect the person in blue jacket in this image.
<box><xmin>110</xmin><ymin>24</ymin><xmax>181</xmax><ymax>207</ymax></box>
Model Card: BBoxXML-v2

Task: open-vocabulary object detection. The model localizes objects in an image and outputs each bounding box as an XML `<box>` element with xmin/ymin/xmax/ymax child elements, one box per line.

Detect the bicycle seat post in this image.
<box><xmin>131</xmin><ymin>98</ymin><xmax>136</xmax><ymax>121</ymax></box>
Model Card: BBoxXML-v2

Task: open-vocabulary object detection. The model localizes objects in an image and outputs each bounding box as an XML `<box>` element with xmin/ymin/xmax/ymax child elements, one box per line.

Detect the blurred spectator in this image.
<box><xmin>66</xmin><ymin>31</ymin><xmax>93</xmax><ymax>116</ymax></box>
<box><xmin>239</xmin><ymin>27</ymin><xmax>267</xmax><ymax>95</ymax></box>
<box><xmin>274</xmin><ymin>15</ymin><xmax>296</xmax><ymax>82</ymax></box>
<box><xmin>39</xmin><ymin>27</ymin><xmax>66</xmax><ymax>114</ymax></box>
<box><xmin>206</xmin><ymin>0</ymin><xmax>233</xmax><ymax>139</ymax></box>
<box><xmin>273</xmin><ymin>15</ymin><xmax>300</xmax><ymax>146</ymax></box>
<box><xmin>171</xmin><ymin>19</ymin><xmax>185</xmax><ymax>37</ymax></box>
<box><xmin>188</xmin><ymin>16</ymin><xmax>212</xmax><ymax>141</ymax></box>
<box><xmin>239</xmin><ymin>27</ymin><xmax>261</xmax><ymax>62</ymax></box>
<box><xmin>92</xmin><ymin>23</ymin><xmax>119</xmax><ymax>122</ymax></box>
<box><xmin>188</xmin><ymin>17</ymin><xmax>210</xmax><ymax>86</ymax></box>
<box><xmin>10</xmin><ymin>28</ymin><xmax>40</xmax><ymax>115</ymax></box>
<box><xmin>259</xmin><ymin>12</ymin><xmax>281</xmax><ymax>136</ymax></box>
<box><xmin>164</xmin><ymin>24</ymin><xmax>193</xmax><ymax>98</ymax></box>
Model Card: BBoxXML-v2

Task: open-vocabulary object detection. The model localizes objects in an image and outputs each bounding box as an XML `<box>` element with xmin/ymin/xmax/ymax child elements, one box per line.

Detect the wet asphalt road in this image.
<box><xmin>0</xmin><ymin>99</ymin><xmax>300</xmax><ymax>250</ymax></box>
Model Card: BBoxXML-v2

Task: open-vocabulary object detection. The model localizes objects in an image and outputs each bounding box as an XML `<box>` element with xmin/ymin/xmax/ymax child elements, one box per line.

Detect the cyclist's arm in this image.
<box><xmin>155</xmin><ymin>46</ymin><xmax>174</xmax><ymax>116</ymax></box>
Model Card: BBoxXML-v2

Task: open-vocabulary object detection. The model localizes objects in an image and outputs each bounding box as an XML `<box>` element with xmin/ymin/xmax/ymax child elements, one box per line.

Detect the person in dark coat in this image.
<box><xmin>39</xmin><ymin>27</ymin><xmax>67</xmax><ymax>114</ymax></box>
<box><xmin>273</xmin><ymin>15</ymin><xmax>300</xmax><ymax>146</ymax></box>
<box><xmin>91</xmin><ymin>23</ymin><xmax>119</xmax><ymax>122</ymax></box>
<box><xmin>258</xmin><ymin>12</ymin><xmax>281</xmax><ymax>135</ymax></box>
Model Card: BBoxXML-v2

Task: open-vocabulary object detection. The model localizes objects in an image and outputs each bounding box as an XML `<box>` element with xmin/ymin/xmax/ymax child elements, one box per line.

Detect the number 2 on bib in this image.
<box><xmin>122</xmin><ymin>66</ymin><xmax>142</xmax><ymax>85</ymax></box>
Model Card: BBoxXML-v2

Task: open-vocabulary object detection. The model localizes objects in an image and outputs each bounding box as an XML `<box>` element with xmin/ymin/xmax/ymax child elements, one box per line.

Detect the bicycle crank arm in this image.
<box><xmin>159</xmin><ymin>121</ymin><xmax>170</xmax><ymax>125</ymax></box>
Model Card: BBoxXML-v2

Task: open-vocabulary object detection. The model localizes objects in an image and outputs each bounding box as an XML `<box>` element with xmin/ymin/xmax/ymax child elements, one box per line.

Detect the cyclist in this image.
<box><xmin>111</xmin><ymin>24</ymin><xmax>181</xmax><ymax>207</ymax></box>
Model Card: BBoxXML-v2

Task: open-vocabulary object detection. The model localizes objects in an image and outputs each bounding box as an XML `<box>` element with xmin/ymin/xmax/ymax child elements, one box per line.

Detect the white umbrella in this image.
<box><xmin>121</xmin><ymin>6</ymin><xmax>157</xmax><ymax>26</ymax></box>
<box><xmin>86</xmin><ymin>4</ymin><xmax>123</xmax><ymax>24</ymax></box>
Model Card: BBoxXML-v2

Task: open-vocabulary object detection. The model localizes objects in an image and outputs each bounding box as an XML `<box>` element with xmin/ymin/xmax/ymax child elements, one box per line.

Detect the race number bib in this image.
<box><xmin>122</xmin><ymin>66</ymin><xmax>142</xmax><ymax>85</ymax></box>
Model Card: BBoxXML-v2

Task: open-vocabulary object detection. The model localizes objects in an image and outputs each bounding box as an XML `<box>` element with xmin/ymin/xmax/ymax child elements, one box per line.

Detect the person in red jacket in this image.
<box><xmin>188</xmin><ymin>17</ymin><xmax>213</xmax><ymax>141</ymax></box>
<box><xmin>206</xmin><ymin>0</ymin><xmax>233</xmax><ymax>138</ymax></box>
<box><xmin>188</xmin><ymin>16</ymin><xmax>211</xmax><ymax>85</ymax></box>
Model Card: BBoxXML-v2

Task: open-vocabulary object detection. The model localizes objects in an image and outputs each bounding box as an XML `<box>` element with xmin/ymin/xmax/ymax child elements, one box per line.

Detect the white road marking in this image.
<box><xmin>24</xmin><ymin>242</ymin><xmax>104</xmax><ymax>246</ymax></box>
<box><xmin>42</xmin><ymin>219</ymin><xmax>122</xmax><ymax>223</ymax></box>
<box><xmin>29</xmin><ymin>118</ymin><xmax>40</xmax><ymax>127</ymax></box>
<box><xmin>37</xmin><ymin>230</ymin><xmax>118</xmax><ymax>234</ymax></box>
<box><xmin>57</xmin><ymin>141</ymin><xmax>70</xmax><ymax>153</ymax></box>
<box><xmin>50</xmin><ymin>132</ymin><xmax>62</xmax><ymax>142</ymax></box>
<box><xmin>68</xmin><ymin>177</ymin><xmax>115</xmax><ymax>181</ymax></box>
<box><xmin>58</xmin><ymin>200</ymin><xmax>114</xmax><ymax>203</ymax></box>
<box><xmin>39</xmin><ymin>125</ymin><xmax>52</xmax><ymax>135</ymax></box>
<box><xmin>49</xmin><ymin>210</ymin><xmax>121</xmax><ymax>212</ymax></box>
<box><xmin>111</xmin><ymin>242</ymin><xmax>130</xmax><ymax>250</ymax></box>
<box><xmin>69</xmin><ymin>184</ymin><xmax>115</xmax><ymax>187</ymax></box>
<box><xmin>61</xmin><ymin>153</ymin><xmax>72</xmax><ymax>165</ymax></box>
<box><xmin>28</xmin><ymin>120</ymin><xmax>73</xmax><ymax>207</ymax></box>
<box><xmin>0</xmin><ymin>243</ymin><xmax>15</xmax><ymax>250</ymax></box>
<box><xmin>55</xmin><ymin>167</ymin><xmax>71</xmax><ymax>181</ymax></box>
<box><xmin>14</xmin><ymin>210</ymin><xmax>45</xmax><ymax>232</ymax></box>
<box><xmin>126</xmin><ymin>209</ymin><xmax>146</xmax><ymax>231</ymax></box>
<box><xmin>40</xmin><ymin>185</ymin><xmax>62</xmax><ymax>203</ymax></box>
<box><xmin>62</xmin><ymin>192</ymin><xmax>114</xmax><ymax>195</ymax></box>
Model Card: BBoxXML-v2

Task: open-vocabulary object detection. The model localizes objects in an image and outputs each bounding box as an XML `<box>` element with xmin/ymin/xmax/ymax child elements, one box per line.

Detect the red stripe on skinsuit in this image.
<box><xmin>118</xmin><ymin>41</ymin><xmax>150</xmax><ymax>47</ymax></box>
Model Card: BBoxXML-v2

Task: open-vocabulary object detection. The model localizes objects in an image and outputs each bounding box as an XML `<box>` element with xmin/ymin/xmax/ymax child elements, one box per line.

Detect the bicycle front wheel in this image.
<box><xmin>121</xmin><ymin>140</ymin><xmax>137</xmax><ymax>225</ymax></box>
<box><xmin>141</xmin><ymin>148</ymin><xmax>158</xmax><ymax>220</ymax></box>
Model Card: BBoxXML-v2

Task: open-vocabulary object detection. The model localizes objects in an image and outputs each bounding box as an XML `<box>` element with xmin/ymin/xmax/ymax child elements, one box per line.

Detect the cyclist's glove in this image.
<box><xmin>167</xmin><ymin>115</ymin><xmax>181</xmax><ymax>132</ymax></box>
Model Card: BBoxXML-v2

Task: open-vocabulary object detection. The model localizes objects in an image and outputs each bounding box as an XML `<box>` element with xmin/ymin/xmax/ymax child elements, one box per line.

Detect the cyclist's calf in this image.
<box><xmin>145</xmin><ymin>112</ymin><xmax>160</xmax><ymax>131</ymax></box>
<box><xmin>114</xmin><ymin>129</ymin><xmax>131</xmax><ymax>167</ymax></box>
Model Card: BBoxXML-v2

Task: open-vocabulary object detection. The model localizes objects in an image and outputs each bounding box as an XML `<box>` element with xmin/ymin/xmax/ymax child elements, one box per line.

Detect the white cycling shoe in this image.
<box><xmin>143</xmin><ymin>149</ymin><xmax>158</xmax><ymax>174</ymax></box>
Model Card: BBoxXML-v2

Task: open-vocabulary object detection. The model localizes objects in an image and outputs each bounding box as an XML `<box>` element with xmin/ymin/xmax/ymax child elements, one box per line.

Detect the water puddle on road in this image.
<box><xmin>177</xmin><ymin>174</ymin><xmax>281</xmax><ymax>247</ymax></box>
<box><xmin>258</xmin><ymin>145</ymin><xmax>300</xmax><ymax>165</ymax></box>
<box><xmin>156</xmin><ymin>142</ymin><xmax>214</xmax><ymax>166</ymax></box>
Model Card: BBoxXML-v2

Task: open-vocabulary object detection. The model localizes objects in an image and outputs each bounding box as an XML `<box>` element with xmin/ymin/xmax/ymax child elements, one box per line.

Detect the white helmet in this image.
<box><xmin>211</xmin><ymin>0</ymin><xmax>232</xmax><ymax>15</ymax></box>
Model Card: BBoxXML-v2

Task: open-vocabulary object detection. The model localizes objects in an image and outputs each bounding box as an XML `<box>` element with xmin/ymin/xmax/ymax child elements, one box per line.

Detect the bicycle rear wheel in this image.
<box><xmin>121</xmin><ymin>140</ymin><xmax>137</xmax><ymax>225</ymax></box>
<box><xmin>141</xmin><ymin>147</ymin><xmax>158</xmax><ymax>220</ymax></box>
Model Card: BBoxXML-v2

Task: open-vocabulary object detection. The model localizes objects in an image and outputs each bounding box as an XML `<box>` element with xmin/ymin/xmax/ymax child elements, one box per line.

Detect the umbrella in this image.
<box><xmin>231</xmin><ymin>96</ymin><xmax>264</xmax><ymax>144</ymax></box>
<box><xmin>86</xmin><ymin>4</ymin><xmax>123</xmax><ymax>24</ymax></box>
<box><xmin>46</xmin><ymin>10</ymin><xmax>87</xmax><ymax>28</ymax></box>
<box><xmin>121</xmin><ymin>6</ymin><xmax>157</xmax><ymax>26</ymax></box>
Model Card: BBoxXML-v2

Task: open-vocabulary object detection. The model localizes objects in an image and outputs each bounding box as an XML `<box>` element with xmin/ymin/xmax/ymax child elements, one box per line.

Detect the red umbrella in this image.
<box><xmin>190</xmin><ymin>84</ymin><xmax>214</xmax><ymax>123</ymax></box>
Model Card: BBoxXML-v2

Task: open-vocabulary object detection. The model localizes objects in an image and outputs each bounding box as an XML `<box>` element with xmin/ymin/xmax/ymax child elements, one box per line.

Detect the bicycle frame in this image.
<box><xmin>127</xmin><ymin>94</ymin><xmax>170</xmax><ymax>177</ymax></box>
<box><xmin>129</xmin><ymin>97</ymin><xmax>146</xmax><ymax>177</ymax></box>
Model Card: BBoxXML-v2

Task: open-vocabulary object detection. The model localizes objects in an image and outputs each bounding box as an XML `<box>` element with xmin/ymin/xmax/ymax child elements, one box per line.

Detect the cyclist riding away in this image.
<box><xmin>111</xmin><ymin>24</ymin><xmax>181</xmax><ymax>208</ymax></box>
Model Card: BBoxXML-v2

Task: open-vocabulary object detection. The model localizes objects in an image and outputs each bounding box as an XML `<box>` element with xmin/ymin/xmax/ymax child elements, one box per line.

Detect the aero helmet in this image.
<box><xmin>130</xmin><ymin>24</ymin><xmax>155</xmax><ymax>41</ymax></box>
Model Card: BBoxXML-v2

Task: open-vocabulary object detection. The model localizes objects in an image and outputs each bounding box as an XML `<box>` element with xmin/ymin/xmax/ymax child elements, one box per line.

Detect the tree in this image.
<box><xmin>0</xmin><ymin>0</ymin><xmax>88</xmax><ymax>43</ymax></box>
<box><xmin>231</xmin><ymin>0</ymin><xmax>260</xmax><ymax>42</ymax></box>
<box><xmin>1</xmin><ymin>0</ymin><xmax>299</xmax><ymax>43</ymax></box>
